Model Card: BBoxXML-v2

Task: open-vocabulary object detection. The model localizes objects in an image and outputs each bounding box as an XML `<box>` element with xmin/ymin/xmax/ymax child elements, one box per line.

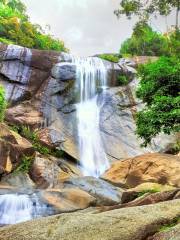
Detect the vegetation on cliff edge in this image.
<box><xmin>136</xmin><ymin>57</ymin><xmax>180</xmax><ymax>146</ymax></box>
<box><xmin>0</xmin><ymin>85</ymin><xmax>6</xmax><ymax>122</ymax></box>
<box><xmin>0</xmin><ymin>0</ymin><xmax>68</xmax><ymax>51</ymax></box>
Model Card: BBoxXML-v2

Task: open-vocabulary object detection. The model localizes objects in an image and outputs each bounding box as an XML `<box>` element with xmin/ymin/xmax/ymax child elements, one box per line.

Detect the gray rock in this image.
<box><xmin>63</xmin><ymin>176</ymin><xmax>123</xmax><ymax>205</ymax></box>
<box><xmin>51</xmin><ymin>62</ymin><xmax>76</xmax><ymax>80</ymax></box>
<box><xmin>1</xmin><ymin>173</ymin><xmax>35</xmax><ymax>189</ymax></box>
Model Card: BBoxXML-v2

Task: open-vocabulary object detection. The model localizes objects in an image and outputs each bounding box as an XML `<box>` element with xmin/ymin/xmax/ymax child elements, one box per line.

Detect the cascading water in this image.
<box><xmin>73</xmin><ymin>57</ymin><xmax>109</xmax><ymax>177</ymax></box>
<box><xmin>0</xmin><ymin>193</ymin><xmax>54</xmax><ymax>225</ymax></box>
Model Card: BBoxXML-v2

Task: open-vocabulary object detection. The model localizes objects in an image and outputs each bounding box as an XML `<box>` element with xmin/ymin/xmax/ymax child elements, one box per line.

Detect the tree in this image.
<box><xmin>120</xmin><ymin>21</ymin><xmax>169</xmax><ymax>56</ymax></box>
<box><xmin>135</xmin><ymin>57</ymin><xmax>180</xmax><ymax>146</ymax></box>
<box><xmin>0</xmin><ymin>0</ymin><xmax>68</xmax><ymax>51</ymax></box>
<box><xmin>115</xmin><ymin>0</ymin><xmax>180</xmax><ymax>28</ymax></box>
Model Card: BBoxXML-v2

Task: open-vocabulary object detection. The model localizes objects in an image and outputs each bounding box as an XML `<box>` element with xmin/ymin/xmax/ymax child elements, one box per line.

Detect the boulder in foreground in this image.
<box><xmin>0</xmin><ymin>199</ymin><xmax>179</xmax><ymax>240</ymax></box>
<box><xmin>102</xmin><ymin>153</ymin><xmax>180</xmax><ymax>188</ymax></box>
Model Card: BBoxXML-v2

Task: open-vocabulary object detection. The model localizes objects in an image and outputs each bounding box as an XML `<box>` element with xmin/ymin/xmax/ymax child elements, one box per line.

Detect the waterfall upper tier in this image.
<box><xmin>73</xmin><ymin>57</ymin><xmax>110</xmax><ymax>177</ymax></box>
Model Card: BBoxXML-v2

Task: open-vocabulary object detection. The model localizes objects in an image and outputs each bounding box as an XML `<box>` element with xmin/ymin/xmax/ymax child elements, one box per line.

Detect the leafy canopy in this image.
<box><xmin>115</xmin><ymin>0</ymin><xmax>180</xmax><ymax>27</ymax></box>
<box><xmin>120</xmin><ymin>21</ymin><xmax>180</xmax><ymax>57</ymax></box>
<box><xmin>136</xmin><ymin>57</ymin><xmax>180</xmax><ymax>146</ymax></box>
<box><xmin>120</xmin><ymin>21</ymin><xmax>169</xmax><ymax>56</ymax></box>
<box><xmin>0</xmin><ymin>0</ymin><xmax>68</xmax><ymax>51</ymax></box>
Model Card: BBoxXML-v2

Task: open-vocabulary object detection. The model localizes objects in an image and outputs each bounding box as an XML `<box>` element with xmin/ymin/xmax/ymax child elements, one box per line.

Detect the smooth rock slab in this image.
<box><xmin>39</xmin><ymin>188</ymin><xmax>96</xmax><ymax>213</ymax></box>
<box><xmin>102</xmin><ymin>153</ymin><xmax>180</xmax><ymax>188</ymax></box>
<box><xmin>0</xmin><ymin>200</ymin><xmax>180</xmax><ymax>240</ymax></box>
<box><xmin>63</xmin><ymin>176</ymin><xmax>123</xmax><ymax>205</ymax></box>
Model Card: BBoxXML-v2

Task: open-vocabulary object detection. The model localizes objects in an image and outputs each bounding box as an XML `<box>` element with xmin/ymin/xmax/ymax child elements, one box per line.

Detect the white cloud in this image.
<box><xmin>22</xmin><ymin>0</ymin><xmax>175</xmax><ymax>56</ymax></box>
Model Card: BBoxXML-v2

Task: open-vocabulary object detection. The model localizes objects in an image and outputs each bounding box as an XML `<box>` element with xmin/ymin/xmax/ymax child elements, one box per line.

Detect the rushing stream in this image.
<box><xmin>0</xmin><ymin>193</ymin><xmax>55</xmax><ymax>225</ymax></box>
<box><xmin>74</xmin><ymin>57</ymin><xmax>110</xmax><ymax>177</ymax></box>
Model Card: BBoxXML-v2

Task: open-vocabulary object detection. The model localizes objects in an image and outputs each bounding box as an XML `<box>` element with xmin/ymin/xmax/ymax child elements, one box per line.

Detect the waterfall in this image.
<box><xmin>73</xmin><ymin>57</ymin><xmax>110</xmax><ymax>177</ymax></box>
<box><xmin>0</xmin><ymin>194</ymin><xmax>33</xmax><ymax>225</ymax></box>
<box><xmin>0</xmin><ymin>193</ymin><xmax>54</xmax><ymax>225</ymax></box>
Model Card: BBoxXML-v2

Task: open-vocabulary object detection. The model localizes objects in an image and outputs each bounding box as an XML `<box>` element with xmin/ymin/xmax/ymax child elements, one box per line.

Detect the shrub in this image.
<box><xmin>11</xmin><ymin>124</ymin><xmax>65</xmax><ymax>157</ymax></box>
<box><xmin>137</xmin><ymin>189</ymin><xmax>160</xmax><ymax>198</ymax></box>
<box><xmin>99</xmin><ymin>54</ymin><xmax>120</xmax><ymax>63</ymax></box>
<box><xmin>117</xmin><ymin>74</ymin><xmax>129</xmax><ymax>85</ymax></box>
<box><xmin>14</xmin><ymin>155</ymin><xmax>33</xmax><ymax>173</ymax></box>
<box><xmin>136</xmin><ymin>57</ymin><xmax>180</xmax><ymax>146</ymax></box>
<box><xmin>0</xmin><ymin>85</ymin><xmax>6</xmax><ymax>122</ymax></box>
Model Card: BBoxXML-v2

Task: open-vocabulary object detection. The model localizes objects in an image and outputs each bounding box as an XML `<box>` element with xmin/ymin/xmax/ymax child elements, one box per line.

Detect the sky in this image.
<box><xmin>22</xmin><ymin>0</ymin><xmax>175</xmax><ymax>56</ymax></box>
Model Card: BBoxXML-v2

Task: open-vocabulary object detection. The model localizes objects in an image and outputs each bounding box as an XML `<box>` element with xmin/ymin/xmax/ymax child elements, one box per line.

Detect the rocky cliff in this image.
<box><xmin>0</xmin><ymin>43</ymin><xmax>176</xmax><ymax>162</ymax></box>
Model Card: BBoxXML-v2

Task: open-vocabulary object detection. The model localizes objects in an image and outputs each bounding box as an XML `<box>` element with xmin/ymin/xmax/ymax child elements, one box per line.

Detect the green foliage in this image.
<box><xmin>99</xmin><ymin>54</ymin><xmax>120</xmax><ymax>63</ymax></box>
<box><xmin>115</xmin><ymin>0</ymin><xmax>180</xmax><ymax>27</ymax></box>
<box><xmin>167</xmin><ymin>140</ymin><xmax>180</xmax><ymax>155</ymax></box>
<box><xmin>0</xmin><ymin>85</ymin><xmax>6</xmax><ymax>122</ymax></box>
<box><xmin>136</xmin><ymin>57</ymin><xmax>180</xmax><ymax>146</ymax></box>
<box><xmin>137</xmin><ymin>189</ymin><xmax>160</xmax><ymax>198</ymax></box>
<box><xmin>0</xmin><ymin>36</ymin><xmax>14</xmax><ymax>44</ymax></box>
<box><xmin>10</xmin><ymin>124</ymin><xmax>65</xmax><ymax>157</ymax></box>
<box><xmin>0</xmin><ymin>0</ymin><xmax>68</xmax><ymax>51</ymax></box>
<box><xmin>117</xmin><ymin>74</ymin><xmax>129</xmax><ymax>85</ymax></box>
<box><xmin>167</xmin><ymin>29</ymin><xmax>180</xmax><ymax>58</ymax></box>
<box><xmin>159</xmin><ymin>217</ymin><xmax>180</xmax><ymax>232</ymax></box>
<box><xmin>21</xmin><ymin>126</ymin><xmax>38</xmax><ymax>142</ymax></box>
<box><xmin>120</xmin><ymin>21</ymin><xmax>170</xmax><ymax>56</ymax></box>
<box><xmin>14</xmin><ymin>155</ymin><xmax>33</xmax><ymax>174</ymax></box>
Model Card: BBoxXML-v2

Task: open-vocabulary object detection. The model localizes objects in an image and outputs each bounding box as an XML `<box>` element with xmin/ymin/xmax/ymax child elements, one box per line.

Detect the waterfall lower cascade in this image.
<box><xmin>0</xmin><ymin>193</ymin><xmax>54</xmax><ymax>225</ymax></box>
<box><xmin>74</xmin><ymin>57</ymin><xmax>110</xmax><ymax>177</ymax></box>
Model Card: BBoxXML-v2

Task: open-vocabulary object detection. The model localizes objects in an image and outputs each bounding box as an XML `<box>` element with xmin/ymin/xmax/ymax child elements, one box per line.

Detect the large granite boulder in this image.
<box><xmin>39</xmin><ymin>188</ymin><xmax>96</xmax><ymax>213</ymax></box>
<box><xmin>102</xmin><ymin>153</ymin><xmax>180</xmax><ymax>188</ymax></box>
<box><xmin>0</xmin><ymin>199</ymin><xmax>179</xmax><ymax>240</ymax></box>
<box><xmin>63</xmin><ymin>176</ymin><xmax>123</xmax><ymax>205</ymax></box>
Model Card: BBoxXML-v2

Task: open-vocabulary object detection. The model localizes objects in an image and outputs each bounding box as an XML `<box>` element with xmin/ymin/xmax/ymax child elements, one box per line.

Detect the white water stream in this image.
<box><xmin>74</xmin><ymin>57</ymin><xmax>110</xmax><ymax>177</ymax></box>
<box><xmin>0</xmin><ymin>193</ymin><xmax>54</xmax><ymax>225</ymax></box>
<box><xmin>0</xmin><ymin>194</ymin><xmax>33</xmax><ymax>225</ymax></box>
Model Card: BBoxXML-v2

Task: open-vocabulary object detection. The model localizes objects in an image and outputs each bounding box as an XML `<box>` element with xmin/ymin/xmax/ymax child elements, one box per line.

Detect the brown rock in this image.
<box><xmin>99</xmin><ymin>189</ymin><xmax>180</xmax><ymax>212</ymax></box>
<box><xmin>6</xmin><ymin>101</ymin><xmax>43</xmax><ymax>129</ymax></box>
<box><xmin>103</xmin><ymin>153</ymin><xmax>180</xmax><ymax>188</ymax></box>
<box><xmin>0</xmin><ymin>123</ymin><xmax>34</xmax><ymax>175</ymax></box>
<box><xmin>40</xmin><ymin>188</ymin><xmax>96</xmax><ymax>212</ymax></box>
<box><xmin>147</xmin><ymin>223</ymin><xmax>180</xmax><ymax>240</ymax></box>
<box><xmin>30</xmin><ymin>153</ymin><xmax>81</xmax><ymax>188</ymax></box>
<box><xmin>121</xmin><ymin>182</ymin><xmax>176</xmax><ymax>203</ymax></box>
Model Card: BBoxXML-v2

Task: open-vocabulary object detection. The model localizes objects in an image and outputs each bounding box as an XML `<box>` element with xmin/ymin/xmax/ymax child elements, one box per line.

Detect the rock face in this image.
<box><xmin>147</xmin><ymin>224</ymin><xmax>180</xmax><ymax>240</ymax></box>
<box><xmin>63</xmin><ymin>176</ymin><xmax>123</xmax><ymax>205</ymax></box>
<box><xmin>0</xmin><ymin>123</ymin><xmax>34</xmax><ymax>176</ymax></box>
<box><xmin>0</xmin><ymin>199</ymin><xmax>179</xmax><ymax>240</ymax></box>
<box><xmin>103</xmin><ymin>153</ymin><xmax>180</xmax><ymax>188</ymax></box>
<box><xmin>29</xmin><ymin>153</ymin><xmax>82</xmax><ymax>188</ymax></box>
<box><xmin>0</xmin><ymin>43</ymin><xmax>175</xmax><ymax>162</ymax></box>
<box><xmin>39</xmin><ymin>188</ymin><xmax>96</xmax><ymax>213</ymax></box>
